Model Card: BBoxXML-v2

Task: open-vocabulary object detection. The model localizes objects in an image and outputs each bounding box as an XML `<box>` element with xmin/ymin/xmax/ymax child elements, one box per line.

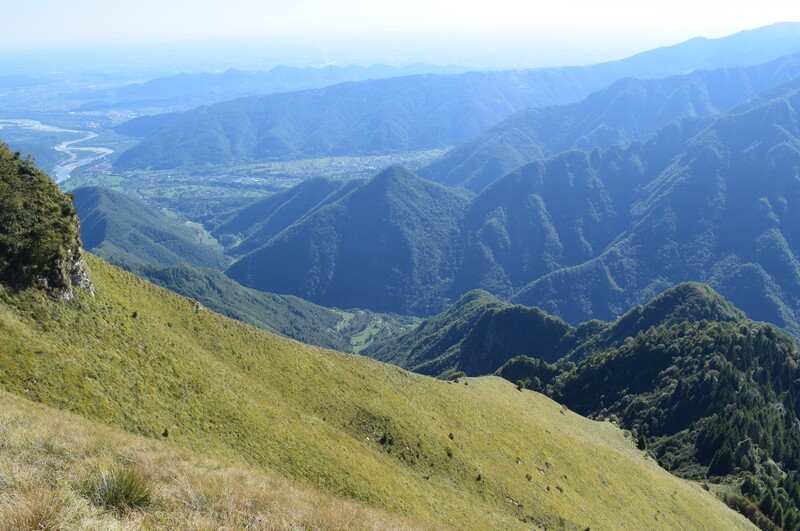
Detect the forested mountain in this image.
<box><xmin>226</xmin><ymin>166</ymin><xmax>471</xmax><ymax>314</ymax></box>
<box><xmin>112</xmin><ymin>111</ymin><xmax>182</xmax><ymax>137</ymax></box>
<box><xmin>421</xmin><ymin>53</ymin><xmax>800</xmax><ymax>191</ymax></box>
<box><xmin>115</xmin><ymin>23</ymin><xmax>800</xmax><ymax>170</ymax></box>
<box><xmin>510</xmin><ymin>82</ymin><xmax>800</xmax><ymax>338</ymax></box>
<box><xmin>219</xmin><ymin>79</ymin><xmax>800</xmax><ymax>342</ymax></box>
<box><xmin>212</xmin><ymin>177</ymin><xmax>365</xmax><ymax>254</ymax></box>
<box><xmin>365</xmin><ymin>289</ymin><xmax>509</xmax><ymax>376</ymax></box>
<box><xmin>367</xmin><ymin>282</ymin><xmax>744</xmax><ymax>379</ymax></box>
<box><xmin>72</xmin><ymin>186</ymin><xmax>231</xmax><ymax>270</ymax></box>
<box><xmin>0</xmin><ymin>154</ymin><xmax>751</xmax><ymax>529</ymax></box>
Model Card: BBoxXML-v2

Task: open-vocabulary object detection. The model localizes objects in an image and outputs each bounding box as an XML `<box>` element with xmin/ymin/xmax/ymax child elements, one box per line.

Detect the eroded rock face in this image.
<box><xmin>37</xmin><ymin>217</ymin><xmax>95</xmax><ymax>302</ymax></box>
<box><xmin>52</xmin><ymin>254</ymin><xmax>95</xmax><ymax>303</ymax></box>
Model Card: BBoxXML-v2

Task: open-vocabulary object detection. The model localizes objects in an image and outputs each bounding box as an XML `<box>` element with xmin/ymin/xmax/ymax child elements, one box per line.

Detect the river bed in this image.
<box><xmin>0</xmin><ymin>119</ymin><xmax>113</xmax><ymax>182</ymax></box>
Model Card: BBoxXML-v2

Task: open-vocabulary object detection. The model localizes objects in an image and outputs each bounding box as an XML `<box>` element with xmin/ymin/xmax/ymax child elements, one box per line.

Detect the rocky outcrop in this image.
<box><xmin>0</xmin><ymin>143</ymin><xmax>93</xmax><ymax>300</ymax></box>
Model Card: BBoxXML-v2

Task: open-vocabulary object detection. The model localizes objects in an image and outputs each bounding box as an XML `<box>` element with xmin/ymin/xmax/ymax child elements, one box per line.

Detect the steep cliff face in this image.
<box><xmin>0</xmin><ymin>142</ymin><xmax>92</xmax><ymax>300</ymax></box>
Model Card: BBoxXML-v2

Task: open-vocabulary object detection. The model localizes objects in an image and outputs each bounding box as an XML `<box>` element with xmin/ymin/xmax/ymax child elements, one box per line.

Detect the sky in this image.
<box><xmin>4</xmin><ymin>0</ymin><xmax>800</xmax><ymax>71</ymax></box>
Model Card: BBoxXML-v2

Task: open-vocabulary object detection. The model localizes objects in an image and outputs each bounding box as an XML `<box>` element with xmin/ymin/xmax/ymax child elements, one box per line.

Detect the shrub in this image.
<box><xmin>85</xmin><ymin>465</ymin><xmax>152</xmax><ymax>513</ymax></box>
<box><xmin>0</xmin><ymin>142</ymin><xmax>82</xmax><ymax>291</ymax></box>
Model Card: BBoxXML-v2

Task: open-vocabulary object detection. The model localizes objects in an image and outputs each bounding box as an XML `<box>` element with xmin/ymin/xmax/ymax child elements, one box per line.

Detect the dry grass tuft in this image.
<box><xmin>0</xmin><ymin>488</ymin><xmax>68</xmax><ymax>531</ymax></box>
<box><xmin>0</xmin><ymin>392</ymin><xmax>438</xmax><ymax>530</ymax></box>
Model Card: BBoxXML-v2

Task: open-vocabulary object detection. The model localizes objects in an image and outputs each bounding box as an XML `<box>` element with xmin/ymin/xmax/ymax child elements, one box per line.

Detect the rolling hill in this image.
<box><xmin>114</xmin><ymin>23</ymin><xmax>800</xmax><ymax>170</ymax></box>
<box><xmin>420</xmin><ymin>52</ymin><xmax>800</xmax><ymax>191</ymax></box>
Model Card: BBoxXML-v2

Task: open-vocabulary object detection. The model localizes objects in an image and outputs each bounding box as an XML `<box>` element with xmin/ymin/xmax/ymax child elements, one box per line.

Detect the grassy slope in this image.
<box><xmin>120</xmin><ymin>261</ymin><xmax>350</xmax><ymax>352</ymax></box>
<box><xmin>0</xmin><ymin>255</ymin><xmax>751</xmax><ymax>529</ymax></box>
<box><xmin>0</xmin><ymin>391</ymin><xmax>433</xmax><ymax>530</ymax></box>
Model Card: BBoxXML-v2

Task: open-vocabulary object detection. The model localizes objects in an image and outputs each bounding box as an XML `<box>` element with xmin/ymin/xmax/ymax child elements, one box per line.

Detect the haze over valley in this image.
<box><xmin>4</xmin><ymin>3</ymin><xmax>800</xmax><ymax>529</ymax></box>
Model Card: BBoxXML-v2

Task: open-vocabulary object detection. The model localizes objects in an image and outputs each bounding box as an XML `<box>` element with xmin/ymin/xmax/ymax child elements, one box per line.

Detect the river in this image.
<box><xmin>0</xmin><ymin>119</ymin><xmax>113</xmax><ymax>182</ymax></box>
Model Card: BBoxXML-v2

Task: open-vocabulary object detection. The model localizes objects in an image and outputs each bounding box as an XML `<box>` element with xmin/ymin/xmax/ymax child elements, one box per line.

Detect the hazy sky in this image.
<box><xmin>5</xmin><ymin>0</ymin><xmax>800</xmax><ymax>69</ymax></box>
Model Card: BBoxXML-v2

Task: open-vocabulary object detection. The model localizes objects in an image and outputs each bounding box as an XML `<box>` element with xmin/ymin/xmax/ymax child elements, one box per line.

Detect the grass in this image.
<box><xmin>85</xmin><ymin>465</ymin><xmax>152</xmax><ymax>514</ymax></box>
<box><xmin>334</xmin><ymin>310</ymin><xmax>355</xmax><ymax>331</ymax></box>
<box><xmin>0</xmin><ymin>391</ymin><xmax>433</xmax><ymax>529</ymax></box>
<box><xmin>351</xmin><ymin>326</ymin><xmax>382</xmax><ymax>353</ymax></box>
<box><xmin>0</xmin><ymin>254</ymin><xmax>755</xmax><ymax>529</ymax></box>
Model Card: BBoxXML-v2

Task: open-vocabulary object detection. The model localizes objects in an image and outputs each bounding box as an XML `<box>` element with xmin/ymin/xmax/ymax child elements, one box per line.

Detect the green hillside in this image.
<box><xmin>0</xmin><ymin>253</ymin><xmax>753</xmax><ymax>529</ymax></box>
<box><xmin>68</xmin><ymin>185</ymin><xmax>411</xmax><ymax>352</ymax></box>
<box><xmin>498</xmin><ymin>313</ymin><xmax>800</xmax><ymax>529</ymax></box>
<box><xmin>365</xmin><ymin>290</ymin><xmax>508</xmax><ymax>376</ymax></box>
<box><xmin>73</xmin><ymin>186</ymin><xmax>230</xmax><ymax>270</ymax></box>
<box><xmin>421</xmin><ymin>53</ymin><xmax>800</xmax><ymax>191</ymax></box>
<box><xmin>120</xmin><ymin>261</ymin><xmax>349</xmax><ymax>351</ymax></box>
<box><xmin>214</xmin><ymin>176</ymin><xmax>364</xmax><ymax>255</ymax></box>
<box><xmin>369</xmin><ymin>281</ymin><xmax>800</xmax><ymax>528</ymax></box>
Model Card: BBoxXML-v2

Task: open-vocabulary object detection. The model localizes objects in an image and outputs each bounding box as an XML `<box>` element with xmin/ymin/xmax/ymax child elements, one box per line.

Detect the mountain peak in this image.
<box><xmin>606</xmin><ymin>282</ymin><xmax>746</xmax><ymax>342</ymax></box>
<box><xmin>370</xmin><ymin>164</ymin><xmax>418</xmax><ymax>186</ymax></box>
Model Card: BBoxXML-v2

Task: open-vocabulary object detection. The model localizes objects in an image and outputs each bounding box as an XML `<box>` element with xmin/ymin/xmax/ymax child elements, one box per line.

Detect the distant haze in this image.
<box><xmin>3</xmin><ymin>1</ymin><xmax>800</xmax><ymax>73</ymax></box>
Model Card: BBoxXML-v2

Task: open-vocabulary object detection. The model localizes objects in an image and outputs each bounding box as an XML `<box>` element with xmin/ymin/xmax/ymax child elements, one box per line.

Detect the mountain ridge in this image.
<box><xmin>420</xmin><ymin>52</ymin><xmax>800</xmax><ymax>191</ymax></box>
<box><xmin>366</xmin><ymin>281</ymin><xmax>747</xmax><ymax>378</ymax></box>
<box><xmin>115</xmin><ymin>23</ymin><xmax>800</xmax><ymax>170</ymax></box>
<box><xmin>73</xmin><ymin>186</ymin><xmax>231</xmax><ymax>270</ymax></box>
<box><xmin>214</xmin><ymin>79</ymin><xmax>800</xmax><ymax>341</ymax></box>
